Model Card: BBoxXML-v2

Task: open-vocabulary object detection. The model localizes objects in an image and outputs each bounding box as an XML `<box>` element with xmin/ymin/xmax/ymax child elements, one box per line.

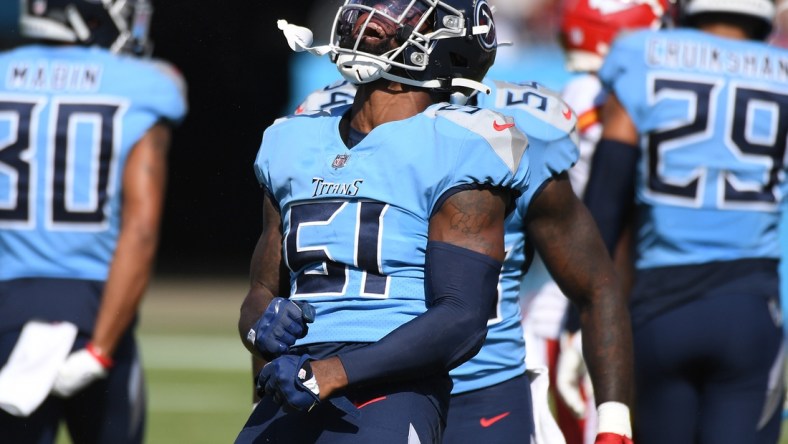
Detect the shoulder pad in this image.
<box><xmin>143</xmin><ymin>59</ymin><xmax>188</xmax><ymax>109</ymax></box>
<box><xmin>485</xmin><ymin>80</ymin><xmax>577</xmax><ymax>135</ymax></box>
<box><xmin>295</xmin><ymin>80</ymin><xmax>357</xmax><ymax>114</ymax></box>
<box><xmin>269</xmin><ymin>108</ymin><xmax>328</xmax><ymax>127</ymax></box>
<box><xmin>426</xmin><ymin>103</ymin><xmax>527</xmax><ymax>174</ymax></box>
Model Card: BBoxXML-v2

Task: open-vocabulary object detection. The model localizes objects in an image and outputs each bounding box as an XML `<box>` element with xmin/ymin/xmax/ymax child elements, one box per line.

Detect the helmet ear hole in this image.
<box><xmin>450</xmin><ymin>52</ymin><xmax>469</xmax><ymax>70</ymax></box>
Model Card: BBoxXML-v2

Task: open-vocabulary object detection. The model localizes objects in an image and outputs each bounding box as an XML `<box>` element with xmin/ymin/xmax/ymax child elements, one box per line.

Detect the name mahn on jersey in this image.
<box><xmin>646</xmin><ymin>37</ymin><xmax>788</xmax><ymax>82</ymax></box>
<box><xmin>6</xmin><ymin>61</ymin><xmax>102</xmax><ymax>92</ymax></box>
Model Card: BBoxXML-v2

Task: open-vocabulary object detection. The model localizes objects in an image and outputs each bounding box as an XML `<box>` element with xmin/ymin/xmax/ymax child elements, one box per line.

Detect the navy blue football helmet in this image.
<box><xmin>330</xmin><ymin>0</ymin><xmax>497</xmax><ymax>94</ymax></box>
<box><xmin>19</xmin><ymin>0</ymin><xmax>153</xmax><ymax>55</ymax></box>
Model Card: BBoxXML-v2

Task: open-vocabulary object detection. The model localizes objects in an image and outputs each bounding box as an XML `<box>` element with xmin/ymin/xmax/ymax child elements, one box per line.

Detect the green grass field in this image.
<box><xmin>138</xmin><ymin>276</ymin><xmax>252</xmax><ymax>443</ymax></box>
<box><xmin>56</xmin><ymin>274</ymin><xmax>788</xmax><ymax>443</ymax></box>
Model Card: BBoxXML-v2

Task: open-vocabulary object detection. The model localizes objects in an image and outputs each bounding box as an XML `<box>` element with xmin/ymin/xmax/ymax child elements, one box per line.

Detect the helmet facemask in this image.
<box><xmin>328</xmin><ymin>0</ymin><xmax>496</xmax><ymax>94</ymax></box>
<box><xmin>332</xmin><ymin>0</ymin><xmax>443</xmax><ymax>84</ymax></box>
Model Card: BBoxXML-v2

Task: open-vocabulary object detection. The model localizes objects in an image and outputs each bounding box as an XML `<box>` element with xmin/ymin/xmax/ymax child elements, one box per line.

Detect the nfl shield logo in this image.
<box><xmin>332</xmin><ymin>154</ymin><xmax>349</xmax><ymax>169</ymax></box>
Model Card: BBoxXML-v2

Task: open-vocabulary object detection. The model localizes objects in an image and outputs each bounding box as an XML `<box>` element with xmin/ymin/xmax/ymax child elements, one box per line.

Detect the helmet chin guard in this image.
<box><xmin>335</xmin><ymin>53</ymin><xmax>389</xmax><ymax>84</ymax></box>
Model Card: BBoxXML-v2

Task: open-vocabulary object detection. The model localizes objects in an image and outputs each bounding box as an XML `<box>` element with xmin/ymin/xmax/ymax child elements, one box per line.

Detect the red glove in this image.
<box><xmin>595</xmin><ymin>432</ymin><xmax>633</xmax><ymax>444</ymax></box>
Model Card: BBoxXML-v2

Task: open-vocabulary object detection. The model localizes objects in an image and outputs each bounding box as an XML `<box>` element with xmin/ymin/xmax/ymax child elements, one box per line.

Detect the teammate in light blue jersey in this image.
<box><xmin>285</xmin><ymin>76</ymin><xmax>635</xmax><ymax>443</ymax></box>
<box><xmin>0</xmin><ymin>1</ymin><xmax>186</xmax><ymax>443</ymax></box>
<box><xmin>585</xmin><ymin>0</ymin><xmax>786</xmax><ymax>442</ymax></box>
<box><xmin>0</xmin><ymin>49</ymin><xmax>184</xmax><ymax>282</ymax></box>
<box><xmin>237</xmin><ymin>0</ymin><xmax>523</xmax><ymax>442</ymax></box>
<box><xmin>451</xmin><ymin>79</ymin><xmax>635</xmax><ymax>444</ymax></box>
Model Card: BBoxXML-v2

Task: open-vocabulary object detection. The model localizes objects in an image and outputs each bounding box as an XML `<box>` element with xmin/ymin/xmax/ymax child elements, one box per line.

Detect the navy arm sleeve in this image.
<box><xmin>337</xmin><ymin>241</ymin><xmax>501</xmax><ymax>386</ymax></box>
<box><xmin>582</xmin><ymin>138</ymin><xmax>639</xmax><ymax>255</ymax></box>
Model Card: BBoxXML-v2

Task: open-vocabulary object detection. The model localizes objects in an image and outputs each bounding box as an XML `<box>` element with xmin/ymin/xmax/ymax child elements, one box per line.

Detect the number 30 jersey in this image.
<box><xmin>255</xmin><ymin>103</ymin><xmax>529</xmax><ymax>346</ymax></box>
<box><xmin>599</xmin><ymin>29</ymin><xmax>788</xmax><ymax>269</ymax></box>
<box><xmin>0</xmin><ymin>45</ymin><xmax>187</xmax><ymax>281</ymax></box>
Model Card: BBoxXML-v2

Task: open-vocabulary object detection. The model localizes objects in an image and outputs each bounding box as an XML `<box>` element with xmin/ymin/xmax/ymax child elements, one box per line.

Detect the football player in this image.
<box><xmin>0</xmin><ymin>1</ymin><xmax>187</xmax><ymax>443</ymax></box>
<box><xmin>584</xmin><ymin>0</ymin><xmax>786</xmax><ymax>442</ymax></box>
<box><xmin>536</xmin><ymin>2</ymin><xmax>670</xmax><ymax>443</ymax></box>
<box><xmin>236</xmin><ymin>0</ymin><xmax>636</xmax><ymax>442</ymax></box>
<box><xmin>446</xmin><ymin>79</ymin><xmax>637</xmax><ymax>444</ymax></box>
<box><xmin>238</xmin><ymin>0</ymin><xmax>526</xmax><ymax>441</ymax></box>
<box><xmin>289</xmin><ymin>78</ymin><xmax>574</xmax><ymax>444</ymax></box>
<box><xmin>291</xmin><ymin>77</ymin><xmax>640</xmax><ymax>444</ymax></box>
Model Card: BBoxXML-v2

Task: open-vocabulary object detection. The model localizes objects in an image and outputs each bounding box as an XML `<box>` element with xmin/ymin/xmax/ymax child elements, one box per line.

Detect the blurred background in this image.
<box><xmin>1</xmin><ymin>0</ymin><xmax>788</xmax><ymax>442</ymax></box>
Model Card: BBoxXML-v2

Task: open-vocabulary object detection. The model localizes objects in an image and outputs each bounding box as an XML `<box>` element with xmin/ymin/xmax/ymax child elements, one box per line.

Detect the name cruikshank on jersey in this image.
<box><xmin>647</xmin><ymin>37</ymin><xmax>788</xmax><ymax>81</ymax></box>
<box><xmin>6</xmin><ymin>61</ymin><xmax>102</xmax><ymax>91</ymax></box>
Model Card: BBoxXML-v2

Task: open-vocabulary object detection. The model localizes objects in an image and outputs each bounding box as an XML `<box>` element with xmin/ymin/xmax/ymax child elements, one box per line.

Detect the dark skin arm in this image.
<box><xmin>91</xmin><ymin>124</ymin><xmax>171</xmax><ymax>358</ymax></box>
<box><xmin>238</xmin><ymin>193</ymin><xmax>289</xmax><ymax>357</ymax></box>
<box><xmin>238</xmin><ymin>188</ymin><xmax>508</xmax><ymax>400</ymax></box>
<box><xmin>602</xmin><ymin>93</ymin><xmax>639</xmax><ymax>145</ymax></box>
<box><xmin>525</xmin><ymin>172</ymin><xmax>634</xmax><ymax>408</ymax></box>
<box><xmin>238</xmin><ymin>194</ymin><xmax>289</xmax><ymax>403</ymax></box>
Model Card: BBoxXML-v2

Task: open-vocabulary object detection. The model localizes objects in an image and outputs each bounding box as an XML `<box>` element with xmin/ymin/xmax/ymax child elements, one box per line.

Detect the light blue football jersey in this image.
<box><xmin>255</xmin><ymin>101</ymin><xmax>529</xmax><ymax>356</ymax></box>
<box><xmin>452</xmin><ymin>80</ymin><xmax>579</xmax><ymax>393</ymax></box>
<box><xmin>293</xmin><ymin>80</ymin><xmax>356</xmax><ymax>115</ymax></box>
<box><xmin>0</xmin><ymin>45</ymin><xmax>187</xmax><ymax>281</ymax></box>
<box><xmin>599</xmin><ymin>29</ymin><xmax>788</xmax><ymax>269</ymax></box>
<box><xmin>285</xmin><ymin>78</ymin><xmax>579</xmax><ymax>393</ymax></box>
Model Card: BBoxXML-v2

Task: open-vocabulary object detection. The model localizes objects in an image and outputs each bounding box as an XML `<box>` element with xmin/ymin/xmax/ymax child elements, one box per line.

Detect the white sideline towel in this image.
<box><xmin>528</xmin><ymin>365</ymin><xmax>567</xmax><ymax>444</ymax></box>
<box><xmin>0</xmin><ymin>320</ymin><xmax>78</xmax><ymax>417</ymax></box>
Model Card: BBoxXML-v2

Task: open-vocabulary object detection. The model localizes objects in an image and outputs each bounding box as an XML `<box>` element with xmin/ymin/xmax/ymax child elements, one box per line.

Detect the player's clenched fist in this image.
<box><xmin>247</xmin><ymin>297</ymin><xmax>316</xmax><ymax>360</ymax></box>
<box><xmin>52</xmin><ymin>343</ymin><xmax>113</xmax><ymax>398</ymax></box>
<box><xmin>258</xmin><ymin>354</ymin><xmax>320</xmax><ymax>412</ymax></box>
<box><xmin>595</xmin><ymin>433</ymin><xmax>633</xmax><ymax>444</ymax></box>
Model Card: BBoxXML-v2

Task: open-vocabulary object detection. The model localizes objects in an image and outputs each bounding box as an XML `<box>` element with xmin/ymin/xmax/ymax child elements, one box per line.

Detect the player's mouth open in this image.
<box><xmin>359</xmin><ymin>20</ymin><xmax>388</xmax><ymax>42</ymax></box>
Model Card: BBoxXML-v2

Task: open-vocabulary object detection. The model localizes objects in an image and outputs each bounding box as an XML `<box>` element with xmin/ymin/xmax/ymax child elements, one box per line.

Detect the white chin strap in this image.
<box><xmin>277</xmin><ymin>20</ymin><xmax>333</xmax><ymax>56</ymax></box>
<box><xmin>277</xmin><ymin>19</ymin><xmax>492</xmax><ymax>96</ymax></box>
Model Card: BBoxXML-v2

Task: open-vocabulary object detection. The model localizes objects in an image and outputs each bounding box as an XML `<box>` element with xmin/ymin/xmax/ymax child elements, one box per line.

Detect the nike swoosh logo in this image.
<box><xmin>479</xmin><ymin>411</ymin><xmax>510</xmax><ymax>427</ymax></box>
<box><xmin>354</xmin><ymin>396</ymin><xmax>386</xmax><ymax>409</ymax></box>
<box><xmin>562</xmin><ymin>107</ymin><xmax>572</xmax><ymax>120</ymax></box>
<box><xmin>493</xmin><ymin>120</ymin><xmax>515</xmax><ymax>131</ymax></box>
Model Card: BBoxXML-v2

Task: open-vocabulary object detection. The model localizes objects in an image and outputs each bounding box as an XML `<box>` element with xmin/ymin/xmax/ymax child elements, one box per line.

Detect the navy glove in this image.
<box><xmin>247</xmin><ymin>297</ymin><xmax>316</xmax><ymax>361</ymax></box>
<box><xmin>258</xmin><ymin>354</ymin><xmax>320</xmax><ymax>412</ymax></box>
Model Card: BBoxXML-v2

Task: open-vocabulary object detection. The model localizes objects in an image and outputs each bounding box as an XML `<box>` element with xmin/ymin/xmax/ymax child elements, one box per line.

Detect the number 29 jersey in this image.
<box><xmin>254</xmin><ymin>103</ymin><xmax>529</xmax><ymax>346</ymax></box>
<box><xmin>0</xmin><ymin>45</ymin><xmax>187</xmax><ymax>281</ymax></box>
<box><xmin>599</xmin><ymin>29</ymin><xmax>788</xmax><ymax>269</ymax></box>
